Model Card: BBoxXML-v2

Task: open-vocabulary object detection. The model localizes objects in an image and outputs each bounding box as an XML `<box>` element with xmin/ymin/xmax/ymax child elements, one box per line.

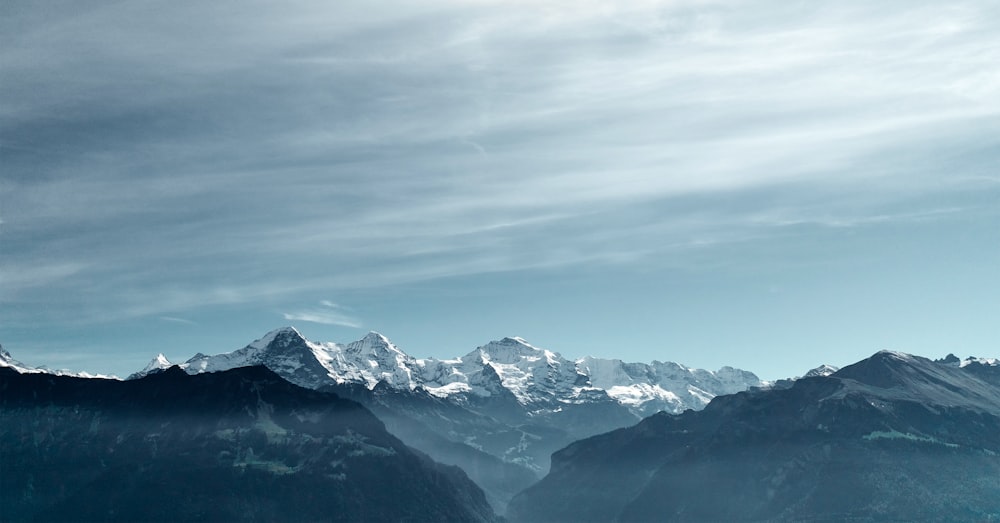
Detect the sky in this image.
<box><xmin>2</xmin><ymin>0</ymin><xmax>998</xmax><ymax>380</ymax></box>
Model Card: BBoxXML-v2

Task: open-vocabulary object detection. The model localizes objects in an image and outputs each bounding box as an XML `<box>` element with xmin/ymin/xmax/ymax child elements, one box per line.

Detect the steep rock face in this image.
<box><xmin>0</xmin><ymin>365</ymin><xmax>496</xmax><ymax>523</ymax></box>
<box><xmin>339</xmin><ymin>332</ymin><xmax>418</xmax><ymax>388</ymax></box>
<box><xmin>182</xmin><ymin>327</ymin><xmax>339</xmax><ymax>390</ymax></box>
<box><xmin>507</xmin><ymin>351</ymin><xmax>1000</xmax><ymax>522</ymax></box>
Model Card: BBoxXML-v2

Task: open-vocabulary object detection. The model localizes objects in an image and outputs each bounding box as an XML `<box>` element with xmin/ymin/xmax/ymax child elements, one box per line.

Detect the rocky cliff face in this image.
<box><xmin>0</xmin><ymin>365</ymin><xmax>496</xmax><ymax>523</ymax></box>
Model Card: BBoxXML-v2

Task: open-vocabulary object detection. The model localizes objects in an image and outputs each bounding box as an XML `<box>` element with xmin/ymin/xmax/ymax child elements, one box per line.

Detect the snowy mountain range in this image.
<box><xmin>132</xmin><ymin>326</ymin><xmax>764</xmax><ymax>417</ymax></box>
<box><xmin>7</xmin><ymin>332</ymin><xmax>998</xmax><ymax>521</ymax></box>
<box><xmin>123</xmin><ymin>326</ymin><xmax>770</xmax><ymax>513</ymax></box>
<box><xmin>0</xmin><ymin>344</ymin><xmax>116</xmax><ymax>379</ymax></box>
<box><xmin>6</xmin><ymin>330</ymin><xmax>998</xmax><ymax>517</ymax></box>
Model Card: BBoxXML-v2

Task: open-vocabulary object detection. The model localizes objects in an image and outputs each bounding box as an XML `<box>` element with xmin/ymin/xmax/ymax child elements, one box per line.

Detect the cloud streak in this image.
<box><xmin>159</xmin><ymin>316</ymin><xmax>197</xmax><ymax>325</ymax></box>
<box><xmin>2</xmin><ymin>0</ymin><xmax>998</xmax><ymax>328</ymax></box>
<box><xmin>283</xmin><ymin>301</ymin><xmax>362</xmax><ymax>328</ymax></box>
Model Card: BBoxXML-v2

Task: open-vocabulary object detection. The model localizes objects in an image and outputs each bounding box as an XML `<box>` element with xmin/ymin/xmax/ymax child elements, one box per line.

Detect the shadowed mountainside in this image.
<box><xmin>0</xmin><ymin>365</ymin><xmax>496</xmax><ymax>522</ymax></box>
<box><xmin>508</xmin><ymin>351</ymin><xmax>1000</xmax><ymax>522</ymax></box>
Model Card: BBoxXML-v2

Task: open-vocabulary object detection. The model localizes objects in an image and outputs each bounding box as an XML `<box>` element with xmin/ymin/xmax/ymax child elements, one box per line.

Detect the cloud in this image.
<box><xmin>283</xmin><ymin>301</ymin><xmax>362</xmax><ymax>328</ymax></box>
<box><xmin>159</xmin><ymin>316</ymin><xmax>197</xmax><ymax>325</ymax></box>
<box><xmin>2</xmin><ymin>0</ymin><xmax>999</xmax><ymax>326</ymax></box>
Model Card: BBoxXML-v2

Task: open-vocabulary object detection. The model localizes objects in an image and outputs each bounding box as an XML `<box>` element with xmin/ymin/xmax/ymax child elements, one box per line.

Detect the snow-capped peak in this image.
<box><xmin>474</xmin><ymin>336</ymin><xmax>556</xmax><ymax>365</ymax></box>
<box><xmin>804</xmin><ymin>364</ymin><xmax>839</xmax><ymax>378</ymax></box>
<box><xmin>960</xmin><ymin>356</ymin><xmax>1000</xmax><ymax>368</ymax></box>
<box><xmin>144</xmin><ymin>353</ymin><xmax>172</xmax><ymax>371</ymax></box>
<box><xmin>338</xmin><ymin>331</ymin><xmax>415</xmax><ymax>388</ymax></box>
<box><xmin>181</xmin><ymin>326</ymin><xmax>321</xmax><ymax>380</ymax></box>
<box><xmin>126</xmin><ymin>353</ymin><xmax>174</xmax><ymax>380</ymax></box>
<box><xmin>575</xmin><ymin>356</ymin><xmax>763</xmax><ymax>415</ymax></box>
<box><xmin>248</xmin><ymin>326</ymin><xmax>306</xmax><ymax>350</ymax></box>
<box><xmin>0</xmin><ymin>344</ymin><xmax>30</xmax><ymax>372</ymax></box>
<box><xmin>0</xmin><ymin>345</ymin><xmax>119</xmax><ymax>379</ymax></box>
<box><xmin>875</xmin><ymin>349</ymin><xmax>914</xmax><ymax>361</ymax></box>
<box><xmin>365</xmin><ymin>331</ymin><xmax>391</xmax><ymax>343</ymax></box>
<box><xmin>347</xmin><ymin>331</ymin><xmax>403</xmax><ymax>355</ymax></box>
<box><xmin>449</xmin><ymin>337</ymin><xmax>586</xmax><ymax>404</ymax></box>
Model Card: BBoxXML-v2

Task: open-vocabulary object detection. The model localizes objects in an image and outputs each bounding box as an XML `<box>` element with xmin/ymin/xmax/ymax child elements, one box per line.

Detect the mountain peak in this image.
<box><xmin>804</xmin><ymin>364</ymin><xmax>839</xmax><ymax>378</ymax></box>
<box><xmin>0</xmin><ymin>345</ymin><xmax>27</xmax><ymax>371</ymax></box>
<box><xmin>476</xmin><ymin>337</ymin><xmax>552</xmax><ymax>365</ymax></box>
<box><xmin>874</xmin><ymin>349</ymin><xmax>912</xmax><ymax>359</ymax></box>
<box><xmin>126</xmin><ymin>353</ymin><xmax>175</xmax><ymax>380</ymax></box>
<box><xmin>834</xmin><ymin>350</ymin><xmax>925</xmax><ymax>386</ymax></box>
<box><xmin>346</xmin><ymin>331</ymin><xmax>405</xmax><ymax>358</ymax></box>
<box><xmin>832</xmin><ymin>350</ymin><xmax>1000</xmax><ymax>414</ymax></box>
<box><xmin>249</xmin><ymin>326</ymin><xmax>307</xmax><ymax>350</ymax></box>
<box><xmin>145</xmin><ymin>353</ymin><xmax>172</xmax><ymax>371</ymax></box>
<box><xmin>363</xmin><ymin>331</ymin><xmax>392</xmax><ymax>344</ymax></box>
<box><xmin>936</xmin><ymin>353</ymin><xmax>961</xmax><ymax>365</ymax></box>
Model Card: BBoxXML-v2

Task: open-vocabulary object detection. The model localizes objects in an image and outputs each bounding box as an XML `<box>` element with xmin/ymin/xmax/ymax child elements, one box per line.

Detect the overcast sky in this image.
<box><xmin>2</xmin><ymin>0</ymin><xmax>998</xmax><ymax>379</ymax></box>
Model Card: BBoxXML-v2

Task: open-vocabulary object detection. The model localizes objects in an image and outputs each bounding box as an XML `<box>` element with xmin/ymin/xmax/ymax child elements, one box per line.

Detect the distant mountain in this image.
<box><xmin>127</xmin><ymin>327</ymin><xmax>764</xmax><ymax>513</ymax></box>
<box><xmin>146</xmin><ymin>328</ymin><xmax>761</xmax><ymax>417</ymax></box>
<box><xmin>0</xmin><ymin>365</ymin><xmax>496</xmax><ymax>522</ymax></box>
<box><xmin>0</xmin><ymin>343</ymin><xmax>117</xmax><ymax>379</ymax></box>
<box><xmin>803</xmin><ymin>363</ymin><xmax>839</xmax><ymax>377</ymax></box>
<box><xmin>124</xmin><ymin>352</ymin><xmax>172</xmax><ymax>379</ymax></box>
<box><xmin>507</xmin><ymin>350</ymin><xmax>1000</xmax><ymax>522</ymax></box>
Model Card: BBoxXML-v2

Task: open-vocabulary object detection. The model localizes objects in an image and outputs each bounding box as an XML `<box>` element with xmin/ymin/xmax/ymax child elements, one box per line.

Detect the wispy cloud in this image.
<box><xmin>159</xmin><ymin>316</ymin><xmax>197</xmax><ymax>325</ymax></box>
<box><xmin>283</xmin><ymin>301</ymin><xmax>362</xmax><ymax>328</ymax></box>
<box><xmin>2</xmin><ymin>0</ymin><xmax>998</xmax><ymax>327</ymax></box>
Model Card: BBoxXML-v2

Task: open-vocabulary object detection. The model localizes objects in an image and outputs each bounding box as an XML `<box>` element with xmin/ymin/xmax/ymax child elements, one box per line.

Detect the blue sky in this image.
<box><xmin>2</xmin><ymin>0</ymin><xmax>998</xmax><ymax>380</ymax></box>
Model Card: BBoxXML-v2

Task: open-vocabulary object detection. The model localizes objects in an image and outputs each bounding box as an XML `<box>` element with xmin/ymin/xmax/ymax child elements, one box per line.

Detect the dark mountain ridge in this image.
<box><xmin>508</xmin><ymin>350</ymin><xmax>1000</xmax><ymax>522</ymax></box>
<box><xmin>0</xmin><ymin>365</ymin><xmax>496</xmax><ymax>522</ymax></box>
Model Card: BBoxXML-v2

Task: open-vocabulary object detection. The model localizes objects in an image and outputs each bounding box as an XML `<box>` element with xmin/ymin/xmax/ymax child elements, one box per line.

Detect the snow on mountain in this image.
<box><xmin>130</xmin><ymin>328</ymin><xmax>764</xmax><ymax>416</ymax></box>
<box><xmin>578</xmin><ymin>356</ymin><xmax>763</xmax><ymax>414</ymax></box>
<box><xmin>443</xmin><ymin>337</ymin><xmax>588</xmax><ymax>404</ymax></box>
<box><xmin>0</xmin><ymin>345</ymin><xmax>34</xmax><ymax>374</ymax></box>
<box><xmin>126</xmin><ymin>353</ymin><xmax>173</xmax><ymax>380</ymax></box>
<box><xmin>178</xmin><ymin>327</ymin><xmax>346</xmax><ymax>389</ymax></box>
<box><xmin>0</xmin><ymin>344</ymin><xmax>118</xmax><ymax>379</ymax></box>
<box><xmin>804</xmin><ymin>364</ymin><xmax>839</xmax><ymax>377</ymax></box>
<box><xmin>936</xmin><ymin>353</ymin><xmax>999</xmax><ymax>368</ymax></box>
<box><xmin>148</xmin><ymin>353</ymin><xmax>172</xmax><ymax>370</ymax></box>
<box><xmin>338</xmin><ymin>331</ymin><xmax>418</xmax><ymax>389</ymax></box>
<box><xmin>960</xmin><ymin>356</ymin><xmax>999</xmax><ymax>368</ymax></box>
<box><xmin>412</xmin><ymin>336</ymin><xmax>762</xmax><ymax>414</ymax></box>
